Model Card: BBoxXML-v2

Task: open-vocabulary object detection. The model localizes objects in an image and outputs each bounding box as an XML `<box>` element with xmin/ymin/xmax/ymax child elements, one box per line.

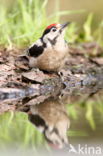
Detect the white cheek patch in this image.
<box><xmin>44</xmin><ymin>33</ymin><xmax>55</xmax><ymax>41</ymax></box>
<box><xmin>46</xmin><ymin>132</ymin><xmax>64</xmax><ymax>148</ymax></box>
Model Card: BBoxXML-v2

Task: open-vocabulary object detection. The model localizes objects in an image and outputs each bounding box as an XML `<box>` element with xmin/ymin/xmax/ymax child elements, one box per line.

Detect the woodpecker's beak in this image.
<box><xmin>60</xmin><ymin>22</ymin><xmax>70</xmax><ymax>30</ymax></box>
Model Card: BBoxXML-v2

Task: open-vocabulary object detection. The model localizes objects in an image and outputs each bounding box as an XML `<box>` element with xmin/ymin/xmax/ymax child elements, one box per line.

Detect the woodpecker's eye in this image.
<box><xmin>52</xmin><ymin>28</ymin><xmax>57</xmax><ymax>32</ymax></box>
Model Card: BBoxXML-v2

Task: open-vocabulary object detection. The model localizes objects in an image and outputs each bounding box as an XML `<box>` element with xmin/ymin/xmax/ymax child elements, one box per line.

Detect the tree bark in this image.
<box><xmin>0</xmin><ymin>43</ymin><xmax>103</xmax><ymax>114</ymax></box>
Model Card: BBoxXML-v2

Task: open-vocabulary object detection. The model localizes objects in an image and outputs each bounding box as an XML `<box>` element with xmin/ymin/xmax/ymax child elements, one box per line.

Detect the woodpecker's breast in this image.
<box><xmin>28</xmin><ymin>39</ymin><xmax>69</xmax><ymax>71</ymax></box>
<box><xmin>37</xmin><ymin>45</ymin><xmax>68</xmax><ymax>71</ymax></box>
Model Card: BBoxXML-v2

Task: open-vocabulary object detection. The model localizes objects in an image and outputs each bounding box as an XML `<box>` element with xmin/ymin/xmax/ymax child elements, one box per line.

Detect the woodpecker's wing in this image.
<box><xmin>27</xmin><ymin>39</ymin><xmax>45</xmax><ymax>58</ymax></box>
<box><xmin>28</xmin><ymin>114</ymin><xmax>46</xmax><ymax>133</ymax></box>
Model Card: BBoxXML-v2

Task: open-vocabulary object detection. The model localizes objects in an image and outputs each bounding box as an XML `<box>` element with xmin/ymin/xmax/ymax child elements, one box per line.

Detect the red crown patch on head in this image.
<box><xmin>46</xmin><ymin>23</ymin><xmax>57</xmax><ymax>29</ymax></box>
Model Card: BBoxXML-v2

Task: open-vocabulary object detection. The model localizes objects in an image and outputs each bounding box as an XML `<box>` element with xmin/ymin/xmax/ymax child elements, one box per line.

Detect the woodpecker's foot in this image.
<box><xmin>58</xmin><ymin>69</ymin><xmax>72</xmax><ymax>80</ymax></box>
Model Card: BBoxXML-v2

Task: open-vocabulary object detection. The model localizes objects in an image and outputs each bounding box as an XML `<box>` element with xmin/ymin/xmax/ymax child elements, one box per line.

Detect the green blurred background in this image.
<box><xmin>0</xmin><ymin>0</ymin><xmax>103</xmax><ymax>46</ymax></box>
<box><xmin>1</xmin><ymin>0</ymin><xmax>103</xmax><ymax>23</ymax></box>
<box><xmin>48</xmin><ymin>0</ymin><xmax>103</xmax><ymax>25</ymax></box>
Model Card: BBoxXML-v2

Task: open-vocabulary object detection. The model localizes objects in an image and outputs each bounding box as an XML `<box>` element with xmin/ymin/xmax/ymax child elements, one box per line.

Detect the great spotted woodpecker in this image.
<box><xmin>28</xmin><ymin>98</ymin><xmax>70</xmax><ymax>149</ymax></box>
<box><xmin>27</xmin><ymin>22</ymin><xmax>70</xmax><ymax>72</ymax></box>
<box><xmin>15</xmin><ymin>22</ymin><xmax>70</xmax><ymax>149</ymax></box>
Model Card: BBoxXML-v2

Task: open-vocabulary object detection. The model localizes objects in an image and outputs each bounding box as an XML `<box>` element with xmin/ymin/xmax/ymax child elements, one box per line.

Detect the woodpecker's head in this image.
<box><xmin>44</xmin><ymin>116</ymin><xmax>70</xmax><ymax>149</ymax></box>
<box><xmin>28</xmin><ymin>112</ymin><xmax>70</xmax><ymax>149</ymax></box>
<box><xmin>41</xmin><ymin>22</ymin><xmax>70</xmax><ymax>45</ymax></box>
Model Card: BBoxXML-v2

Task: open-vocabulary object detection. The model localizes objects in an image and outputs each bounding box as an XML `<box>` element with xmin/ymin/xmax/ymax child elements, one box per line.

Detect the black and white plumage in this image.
<box><xmin>27</xmin><ymin>22</ymin><xmax>70</xmax><ymax>72</ymax></box>
<box><xmin>28</xmin><ymin>98</ymin><xmax>70</xmax><ymax>149</ymax></box>
<box><xmin>15</xmin><ymin>23</ymin><xmax>71</xmax><ymax>149</ymax></box>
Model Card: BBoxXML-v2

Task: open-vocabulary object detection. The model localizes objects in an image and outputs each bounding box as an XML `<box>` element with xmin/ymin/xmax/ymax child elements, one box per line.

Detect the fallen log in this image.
<box><xmin>0</xmin><ymin>43</ymin><xmax>103</xmax><ymax>114</ymax></box>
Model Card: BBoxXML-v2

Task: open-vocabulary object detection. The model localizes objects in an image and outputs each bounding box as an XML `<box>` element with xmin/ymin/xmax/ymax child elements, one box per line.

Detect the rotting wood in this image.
<box><xmin>0</xmin><ymin>43</ymin><xmax>103</xmax><ymax>114</ymax></box>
